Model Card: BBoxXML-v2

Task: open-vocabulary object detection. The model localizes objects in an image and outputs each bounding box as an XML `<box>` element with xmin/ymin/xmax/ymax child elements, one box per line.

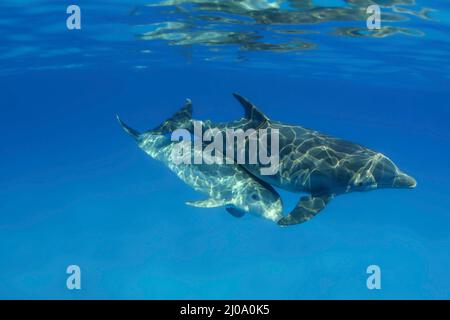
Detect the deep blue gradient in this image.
<box><xmin>0</xmin><ymin>0</ymin><xmax>449</xmax><ymax>299</ymax></box>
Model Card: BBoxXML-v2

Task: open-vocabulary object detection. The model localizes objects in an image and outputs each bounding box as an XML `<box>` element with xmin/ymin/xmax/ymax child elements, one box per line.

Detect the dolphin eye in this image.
<box><xmin>251</xmin><ymin>194</ymin><xmax>260</xmax><ymax>201</ymax></box>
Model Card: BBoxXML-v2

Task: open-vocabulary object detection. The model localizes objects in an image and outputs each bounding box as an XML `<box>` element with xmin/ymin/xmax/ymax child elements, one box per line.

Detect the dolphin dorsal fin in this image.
<box><xmin>232</xmin><ymin>93</ymin><xmax>269</xmax><ymax>124</ymax></box>
<box><xmin>170</xmin><ymin>98</ymin><xmax>192</xmax><ymax>124</ymax></box>
<box><xmin>151</xmin><ymin>99</ymin><xmax>193</xmax><ymax>134</ymax></box>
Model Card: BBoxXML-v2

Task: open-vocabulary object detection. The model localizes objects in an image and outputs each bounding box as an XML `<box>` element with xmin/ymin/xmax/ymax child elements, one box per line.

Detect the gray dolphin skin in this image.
<box><xmin>235</xmin><ymin>94</ymin><xmax>416</xmax><ymax>226</ymax></box>
<box><xmin>177</xmin><ymin>94</ymin><xmax>417</xmax><ymax>227</ymax></box>
<box><xmin>117</xmin><ymin>102</ymin><xmax>283</xmax><ymax>223</ymax></box>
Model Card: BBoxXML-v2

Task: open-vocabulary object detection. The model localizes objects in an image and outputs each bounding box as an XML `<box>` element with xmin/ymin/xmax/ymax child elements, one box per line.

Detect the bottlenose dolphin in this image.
<box><xmin>175</xmin><ymin>94</ymin><xmax>417</xmax><ymax>226</ymax></box>
<box><xmin>235</xmin><ymin>94</ymin><xmax>417</xmax><ymax>226</ymax></box>
<box><xmin>117</xmin><ymin>101</ymin><xmax>283</xmax><ymax>223</ymax></box>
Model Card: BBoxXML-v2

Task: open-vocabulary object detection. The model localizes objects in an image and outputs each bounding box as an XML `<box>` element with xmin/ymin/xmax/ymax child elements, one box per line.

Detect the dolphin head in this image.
<box><xmin>246</xmin><ymin>191</ymin><xmax>284</xmax><ymax>223</ymax></box>
<box><xmin>351</xmin><ymin>153</ymin><xmax>416</xmax><ymax>191</ymax></box>
<box><xmin>232</xmin><ymin>179</ymin><xmax>283</xmax><ymax>222</ymax></box>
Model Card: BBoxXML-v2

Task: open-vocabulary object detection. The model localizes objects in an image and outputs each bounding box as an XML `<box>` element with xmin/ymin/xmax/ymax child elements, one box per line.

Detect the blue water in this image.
<box><xmin>1</xmin><ymin>0</ymin><xmax>449</xmax><ymax>299</ymax></box>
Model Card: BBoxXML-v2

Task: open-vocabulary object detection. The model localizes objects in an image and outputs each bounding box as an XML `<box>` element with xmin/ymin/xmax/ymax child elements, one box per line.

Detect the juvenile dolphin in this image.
<box><xmin>175</xmin><ymin>94</ymin><xmax>417</xmax><ymax>226</ymax></box>
<box><xmin>117</xmin><ymin>102</ymin><xmax>283</xmax><ymax>223</ymax></box>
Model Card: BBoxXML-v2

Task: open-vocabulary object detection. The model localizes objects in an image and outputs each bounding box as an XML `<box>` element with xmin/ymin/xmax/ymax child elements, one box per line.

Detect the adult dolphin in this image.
<box><xmin>117</xmin><ymin>101</ymin><xmax>283</xmax><ymax>223</ymax></box>
<box><xmin>179</xmin><ymin>94</ymin><xmax>417</xmax><ymax>226</ymax></box>
<box><xmin>232</xmin><ymin>94</ymin><xmax>417</xmax><ymax>226</ymax></box>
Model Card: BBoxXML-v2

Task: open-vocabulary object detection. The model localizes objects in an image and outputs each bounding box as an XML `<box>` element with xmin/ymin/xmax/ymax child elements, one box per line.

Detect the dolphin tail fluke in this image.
<box><xmin>151</xmin><ymin>99</ymin><xmax>193</xmax><ymax>134</ymax></box>
<box><xmin>116</xmin><ymin>115</ymin><xmax>141</xmax><ymax>140</ymax></box>
<box><xmin>232</xmin><ymin>93</ymin><xmax>269</xmax><ymax>123</ymax></box>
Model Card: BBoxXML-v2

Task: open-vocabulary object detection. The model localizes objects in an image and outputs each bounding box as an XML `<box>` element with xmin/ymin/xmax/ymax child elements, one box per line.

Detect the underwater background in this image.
<box><xmin>0</xmin><ymin>0</ymin><xmax>449</xmax><ymax>299</ymax></box>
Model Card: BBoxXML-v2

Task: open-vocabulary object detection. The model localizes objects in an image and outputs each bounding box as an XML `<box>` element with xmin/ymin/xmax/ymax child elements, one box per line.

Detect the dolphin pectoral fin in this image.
<box><xmin>226</xmin><ymin>207</ymin><xmax>246</xmax><ymax>218</ymax></box>
<box><xmin>277</xmin><ymin>194</ymin><xmax>333</xmax><ymax>226</ymax></box>
<box><xmin>186</xmin><ymin>198</ymin><xmax>228</xmax><ymax>208</ymax></box>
